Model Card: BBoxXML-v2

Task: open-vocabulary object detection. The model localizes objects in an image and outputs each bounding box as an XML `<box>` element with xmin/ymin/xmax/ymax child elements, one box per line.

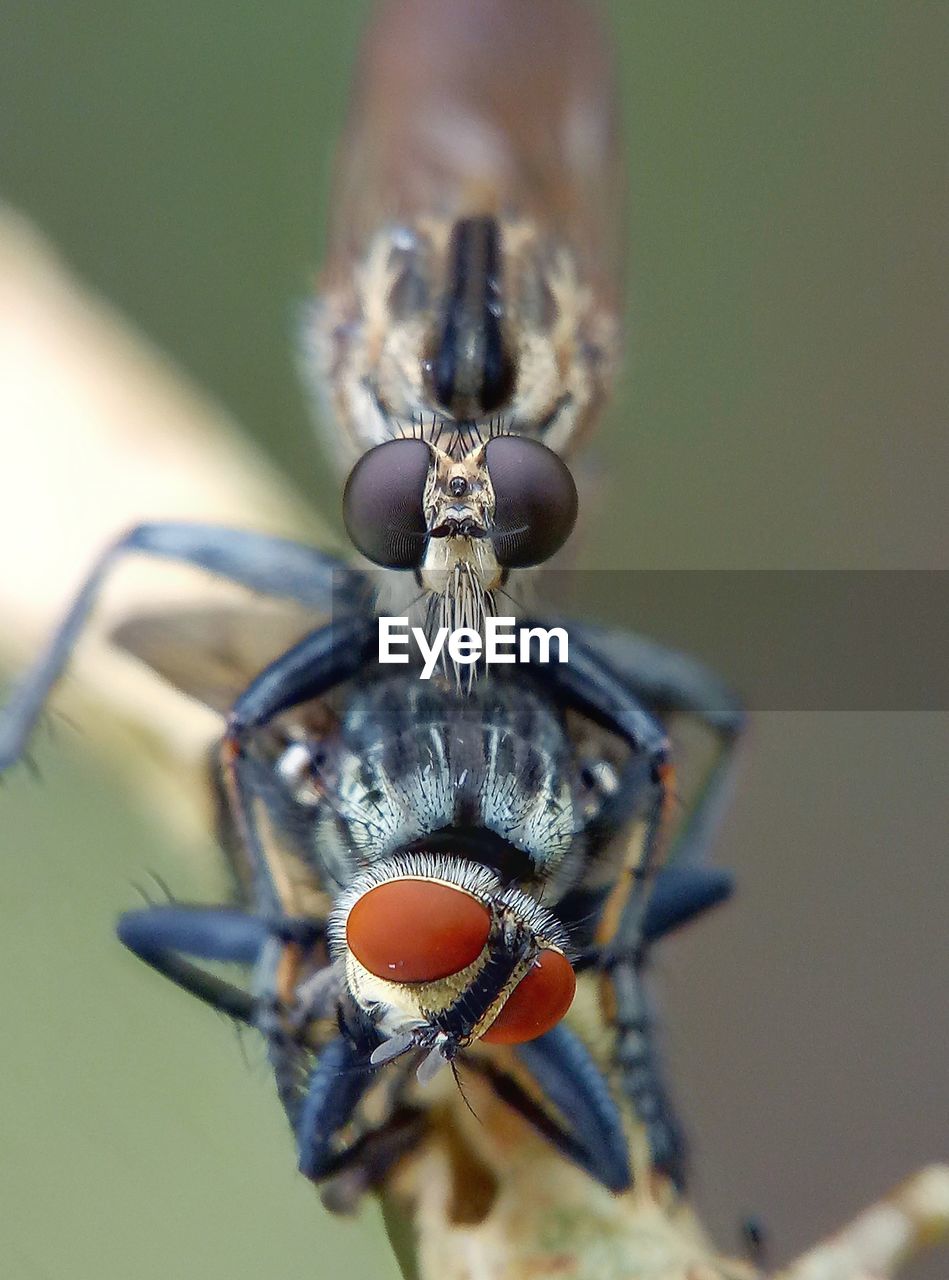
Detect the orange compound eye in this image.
<box><xmin>346</xmin><ymin>879</ymin><xmax>491</xmax><ymax>983</ymax></box>
<box><xmin>481</xmin><ymin>950</ymin><xmax>576</xmax><ymax>1045</ymax></box>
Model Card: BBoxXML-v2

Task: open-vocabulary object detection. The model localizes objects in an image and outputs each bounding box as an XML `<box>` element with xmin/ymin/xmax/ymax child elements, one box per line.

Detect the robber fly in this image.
<box><xmin>111</xmin><ymin>594</ymin><xmax>737</xmax><ymax>1206</ymax></box>
<box><xmin>304</xmin><ymin>0</ymin><xmax>625</xmax><ymax>639</ymax></box>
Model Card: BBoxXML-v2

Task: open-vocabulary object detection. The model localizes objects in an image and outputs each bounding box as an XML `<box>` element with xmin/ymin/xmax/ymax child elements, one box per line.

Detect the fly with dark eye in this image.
<box><xmin>304</xmin><ymin>0</ymin><xmax>625</xmax><ymax>642</ymax></box>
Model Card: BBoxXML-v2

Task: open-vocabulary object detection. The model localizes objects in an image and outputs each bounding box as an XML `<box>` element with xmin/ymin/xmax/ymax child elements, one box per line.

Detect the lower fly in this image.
<box><xmin>113</xmin><ymin>601</ymin><xmax>740</xmax><ymax>1207</ymax></box>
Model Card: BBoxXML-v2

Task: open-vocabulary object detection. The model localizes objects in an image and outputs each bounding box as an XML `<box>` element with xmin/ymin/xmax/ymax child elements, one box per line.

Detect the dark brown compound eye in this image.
<box><xmin>343</xmin><ymin>438</ymin><xmax>432</xmax><ymax>569</ymax></box>
<box><xmin>484</xmin><ymin>436</ymin><xmax>578</xmax><ymax>567</ymax></box>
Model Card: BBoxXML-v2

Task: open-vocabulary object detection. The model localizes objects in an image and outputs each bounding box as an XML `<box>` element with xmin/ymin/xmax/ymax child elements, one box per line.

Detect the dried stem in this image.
<box><xmin>0</xmin><ymin>205</ymin><xmax>331</xmax><ymax>840</ymax></box>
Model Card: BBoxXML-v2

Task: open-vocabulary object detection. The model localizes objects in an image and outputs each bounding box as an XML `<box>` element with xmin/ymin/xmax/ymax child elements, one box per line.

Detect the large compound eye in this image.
<box><xmin>343</xmin><ymin>438</ymin><xmax>432</xmax><ymax>569</ymax></box>
<box><xmin>484</xmin><ymin>436</ymin><xmax>578</xmax><ymax>567</ymax></box>
<box><xmin>481</xmin><ymin>950</ymin><xmax>576</xmax><ymax>1044</ymax></box>
<box><xmin>346</xmin><ymin>879</ymin><xmax>491</xmax><ymax>983</ymax></box>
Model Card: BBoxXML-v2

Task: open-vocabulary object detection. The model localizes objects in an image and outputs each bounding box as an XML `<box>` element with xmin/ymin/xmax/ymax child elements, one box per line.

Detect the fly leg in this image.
<box><xmin>116</xmin><ymin>902</ymin><xmax>323</xmax><ymax>1022</ymax></box>
<box><xmin>524</xmin><ymin>630</ymin><xmax>674</xmax><ymax>1000</ymax></box>
<box><xmin>511</xmin><ymin>1023</ymin><xmax>632</xmax><ymax>1191</ymax></box>
<box><xmin>562</xmin><ymin>619</ymin><xmax>745</xmax><ymax>881</ymax></box>
<box><xmin>119</xmin><ymin>903</ymin><xmax>382</xmax><ymax>1189</ymax></box>
<box><xmin>117</xmin><ymin>903</ymin><xmax>391</xmax><ymax>1191</ymax></box>
<box><xmin>554</xmin><ymin>621</ymin><xmax>745</xmax><ymax>985</ymax></box>
<box><xmin>565</xmin><ymin>862</ymin><xmax>735</xmax><ymax>1187</ymax></box>
<box><xmin>456</xmin><ymin>1021</ymin><xmax>633</xmax><ymax>1193</ymax></box>
<box><xmin>283</xmin><ymin>1033</ymin><xmax>430</xmax><ymax>1209</ymax></box>
<box><xmin>294</xmin><ymin>1036</ymin><xmax>377</xmax><ymax>1181</ymax></box>
<box><xmin>204</xmin><ymin>617</ymin><xmax>383</xmax><ymax>1156</ymax></box>
<box><xmin>0</xmin><ymin>521</ymin><xmax>367</xmax><ymax>772</ymax></box>
<box><xmin>580</xmin><ymin>623</ymin><xmax>743</xmax><ymax>1186</ymax></box>
<box><xmin>527</xmin><ymin>624</ymin><xmax>744</xmax><ymax>1185</ymax></box>
<box><xmin>268</xmin><ymin>980</ymin><xmax>423</xmax><ymax>1198</ymax></box>
<box><xmin>640</xmin><ymin>863</ymin><xmax>735</xmax><ymax>945</ymax></box>
<box><xmin>216</xmin><ymin>614</ymin><xmax>378</xmax><ymax>913</ymax></box>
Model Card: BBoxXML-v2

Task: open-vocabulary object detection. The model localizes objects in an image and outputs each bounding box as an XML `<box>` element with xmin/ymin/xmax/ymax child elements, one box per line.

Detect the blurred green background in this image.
<box><xmin>1</xmin><ymin>2</ymin><xmax>946</xmax><ymax>1278</ymax></box>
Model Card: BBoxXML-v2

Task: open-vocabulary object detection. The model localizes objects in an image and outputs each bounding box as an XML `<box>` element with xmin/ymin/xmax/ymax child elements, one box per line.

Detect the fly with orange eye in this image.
<box><xmin>271</xmin><ymin>672</ymin><xmax>615</xmax><ymax>1106</ymax></box>
<box><xmin>111</xmin><ymin>617</ymin><xmax>741</xmax><ymax>1207</ymax></box>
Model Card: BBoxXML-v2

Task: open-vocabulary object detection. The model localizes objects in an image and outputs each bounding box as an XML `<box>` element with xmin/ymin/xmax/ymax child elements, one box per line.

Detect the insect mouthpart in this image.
<box><xmin>327</xmin><ymin>856</ymin><xmax>576</xmax><ymax>1070</ymax></box>
<box><xmin>428</xmin><ymin>514</ymin><xmax>488</xmax><ymax>541</ymax></box>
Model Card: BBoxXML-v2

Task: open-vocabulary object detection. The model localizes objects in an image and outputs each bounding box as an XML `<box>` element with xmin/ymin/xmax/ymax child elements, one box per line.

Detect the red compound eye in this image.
<box><xmin>481</xmin><ymin>950</ymin><xmax>576</xmax><ymax>1045</ymax></box>
<box><xmin>346</xmin><ymin>879</ymin><xmax>491</xmax><ymax>983</ymax></box>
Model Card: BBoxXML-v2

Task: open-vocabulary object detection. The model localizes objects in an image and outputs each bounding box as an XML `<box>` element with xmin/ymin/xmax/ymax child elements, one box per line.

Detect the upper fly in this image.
<box><xmin>302</xmin><ymin>0</ymin><xmax>625</xmax><ymax>654</ymax></box>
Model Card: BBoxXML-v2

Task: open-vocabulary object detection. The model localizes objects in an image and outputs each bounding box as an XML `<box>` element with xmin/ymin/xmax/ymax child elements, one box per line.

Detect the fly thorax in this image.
<box><xmin>311</xmin><ymin>678</ymin><xmax>584</xmax><ymax>899</ymax></box>
<box><xmin>307</xmin><ymin>209</ymin><xmax>619</xmax><ymax>472</ymax></box>
<box><xmin>421</xmin><ymin>215</ymin><xmax>516</xmax><ymax>420</ymax></box>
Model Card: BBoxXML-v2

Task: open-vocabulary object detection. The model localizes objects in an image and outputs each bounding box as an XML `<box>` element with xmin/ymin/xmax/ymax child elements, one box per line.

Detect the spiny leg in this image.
<box><xmin>117</xmin><ymin>903</ymin><xmax>276</xmax><ymax>1023</ymax></box>
<box><xmin>117</xmin><ymin>902</ymin><xmax>328</xmax><ymax>1017</ymax></box>
<box><xmin>117</xmin><ymin>904</ymin><xmax>389</xmax><ymax>1192</ymax></box>
<box><xmin>294</xmin><ymin>1035</ymin><xmax>378</xmax><ymax>1181</ymax></box>
<box><xmin>558</xmin><ymin>617</ymin><xmax>745</xmax><ymax>887</ymax></box>
<box><xmin>263</xmin><ymin>975</ymin><xmax>393</xmax><ymax>1190</ymax></box>
<box><xmin>0</xmin><ymin>521</ymin><xmax>364</xmax><ymax>771</ymax></box>
<box><xmin>523</xmin><ymin>624</ymin><xmax>673</xmax><ymax>890</ymax></box>
<box><xmin>641</xmin><ymin>864</ymin><xmax>734</xmax><ymax>945</ymax></box>
<box><xmin>570</xmin><ymin>863</ymin><xmax>735</xmax><ymax>973</ymax></box>
<box><xmin>510</xmin><ymin>1023</ymin><xmax>633</xmax><ymax>1192</ymax></box>
<box><xmin>523</xmin><ymin>628</ymin><xmax>673</xmax><ymax>986</ymax></box>
<box><xmin>216</xmin><ymin>613</ymin><xmax>378</xmax><ymax>918</ymax></box>
<box><xmin>559</xmin><ymin>623</ymin><xmax>744</xmax><ymax>1167</ymax></box>
<box><xmin>206</xmin><ymin>620</ymin><xmax>385</xmax><ymax>1126</ymax></box>
<box><xmin>528</xmin><ymin>623</ymin><xmax>742</xmax><ymax>1184</ymax></box>
<box><xmin>618</xmin><ymin>798</ymin><xmax>740</xmax><ymax>1164</ymax></box>
<box><xmin>461</xmin><ymin>1022</ymin><xmax>632</xmax><ymax>1193</ymax></box>
<box><xmin>568</xmin><ymin>861</ymin><xmax>735</xmax><ymax>1187</ymax></box>
<box><xmin>524</xmin><ymin>632</ymin><xmax>674</xmax><ymax>1174</ymax></box>
<box><xmin>223</xmin><ymin>614</ymin><xmax>378</xmax><ymax>740</ymax></box>
<box><xmin>213</xmin><ymin>744</ymin><xmax>312</xmax><ymax>919</ymax></box>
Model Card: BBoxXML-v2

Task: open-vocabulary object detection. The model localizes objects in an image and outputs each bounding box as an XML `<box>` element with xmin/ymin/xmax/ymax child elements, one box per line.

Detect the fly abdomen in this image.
<box><xmin>427</xmin><ymin>215</ymin><xmax>516</xmax><ymax>418</ymax></box>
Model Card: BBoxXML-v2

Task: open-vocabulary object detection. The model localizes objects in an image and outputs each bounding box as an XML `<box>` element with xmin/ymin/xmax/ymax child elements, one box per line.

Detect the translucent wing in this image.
<box><xmin>110</xmin><ymin>600</ymin><xmax>323</xmax><ymax>715</ymax></box>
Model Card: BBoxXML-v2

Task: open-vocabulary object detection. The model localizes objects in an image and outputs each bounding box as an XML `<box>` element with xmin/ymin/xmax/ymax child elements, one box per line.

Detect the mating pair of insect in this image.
<box><xmin>0</xmin><ymin>0</ymin><xmax>743</xmax><ymax>1209</ymax></box>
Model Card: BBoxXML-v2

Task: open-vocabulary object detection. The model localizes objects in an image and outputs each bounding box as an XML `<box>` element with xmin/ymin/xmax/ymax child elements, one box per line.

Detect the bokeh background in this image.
<box><xmin>1</xmin><ymin>2</ymin><xmax>946</xmax><ymax>1277</ymax></box>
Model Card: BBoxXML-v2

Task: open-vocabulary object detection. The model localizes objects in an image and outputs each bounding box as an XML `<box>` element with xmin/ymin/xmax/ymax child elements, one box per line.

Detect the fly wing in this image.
<box><xmin>109</xmin><ymin>600</ymin><xmax>323</xmax><ymax>716</ymax></box>
<box><xmin>322</xmin><ymin>0</ymin><xmax>624</xmax><ymax>310</ymax></box>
